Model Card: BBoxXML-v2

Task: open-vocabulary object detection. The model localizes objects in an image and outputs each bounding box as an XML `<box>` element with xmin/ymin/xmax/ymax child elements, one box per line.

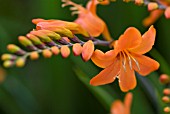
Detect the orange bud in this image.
<box><xmin>82</xmin><ymin>40</ymin><xmax>94</xmax><ymax>62</ymax></box>
<box><xmin>135</xmin><ymin>0</ymin><xmax>143</xmax><ymax>5</ymax></box>
<box><xmin>7</xmin><ymin>44</ymin><xmax>21</xmax><ymax>53</ymax></box>
<box><xmin>18</xmin><ymin>36</ymin><xmax>33</xmax><ymax>47</ymax></box>
<box><xmin>73</xmin><ymin>43</ymin><xmax>82</xmax><ymax>56</ymax></box>
<box><xmin>162</xmin><ymin>96</ymin><xmax>170</xmax><ymax>103</ymax></box>
<box><xmin>159</xmin><ymin>74</ymin><xmax>170</xmax><ymax>84</ymax></box>
<box><xmin>16</xmin><ymin>58</ymin><xmax>25</xmax><ymax>67</ymax></box>
<box><xmin>51</xmin><ymin>46</ymin><xmax>60</xmax><ymax>55</ymax></box>
<box><xmin>63</xmin><ymin>37</ymin><xmax>70</xmax><ymax>43</ymax></box>
<box><xmin>42</xmin><ymin>49</ymin><xmax>52</xmax><ymax>58</ymax></box>
<box><xmin>30</xmin><ymin>52</ymin><xmax>39</xmax><ymax>60</ymax></box>
<box><xmin>148</xmin><ymin>2</ymin><xmax>158</xmax><ymax>11</ymax></box>
<box><xmin>1</xmin><ymin>54</ymin><xmax>16</xmax><ymax>60</ymax></box>
<box><xmin>3</xmin><ymin>60</ymin><xmax>14</xmax><ymax>68</ymax></box>
<box><xmin>164</xmin><ymin>89</ymin><xmax>170</xmax><ymax>95</ymax></box>
<box><xmin>165</xmin><ymin>7</ymin><xmax>170</xmax><ymax>19</ymax></box>
<box><xmin>60</xmin><ymin>46</ymin><xmax>70</xmax><ymax>58</ymax></box>
<box><xmin>164</xmin><ymin>107</ymin><xmax>170</xmax><ymax>113</ymax></box>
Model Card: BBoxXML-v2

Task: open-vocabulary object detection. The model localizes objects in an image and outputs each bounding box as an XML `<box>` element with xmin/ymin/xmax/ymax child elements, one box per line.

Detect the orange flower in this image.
<box><xmin>62</xmin><ymin>0</ymin><xmax>112</xmax><ymax>41</ymax></box>
<box><xmin>111</xmin><ymin>93</ymin><xmax>132</xmax><ymax>114</ymax></box>
<box><xmin>143</xmin><ymin>0</ymin><xmax>170</xmax><ymax>27</ymax></box>
<box><xmin>90</xmin><ymin>25</ymin><xmax>159</xmax><ymax>92</ymax></box>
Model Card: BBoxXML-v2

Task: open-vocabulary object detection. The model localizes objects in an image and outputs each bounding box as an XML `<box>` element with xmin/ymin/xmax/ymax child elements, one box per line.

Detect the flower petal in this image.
<box><xmin>119</xmin><ymin>62</ymin><xmax>137</xmax><ymax>92</ymax></box>
<box><xmin>91</xmin><ymin>49</ymin><xmax>118</xmax><ymax>68</ymax></box>
<box><xmin>143</xmin><ymin>10</ymin><xmax>163</xmax><ymax>27</ymax></box>
<box><xmin>111</xmin><ymin>100</ymin><xmax>125</xmax><ymax>114</ymax></box>
<box><xmin>115</xmin><ymin>27</ymin><xmax>142</xmax><ymax>51</ymax></box>
<box><xmin>129</xmin><ymin>25</ymin><xmax>156</xmax><ymax>54</ymax></box>
<box><xmin>90</xmin><ymin>58</ymin><xmax>120</xmax><ymax>86</ymax></box>
<box><xmin>132</xmin><ymin>53</ymin><xmax>160</xmax><ymax>76</ymax></box>
<box><xmin>124</xmin><ymin>93</ymin><xmax>133</xmax><ymax>114</ymax></box>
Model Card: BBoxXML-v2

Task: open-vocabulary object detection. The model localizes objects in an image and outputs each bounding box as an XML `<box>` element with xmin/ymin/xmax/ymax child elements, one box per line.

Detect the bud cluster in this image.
<box><xmin>159</xmin><ymin>74</ymin><xmax>170</xmax><ymax>113</ymax></box>
<box><xmin>1</xmin><ymin>23</ymin><xmax>111</xmax><ymax>68</ymax></box>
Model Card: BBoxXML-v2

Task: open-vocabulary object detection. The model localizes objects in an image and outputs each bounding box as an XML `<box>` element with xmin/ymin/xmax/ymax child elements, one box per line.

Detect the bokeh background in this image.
<box><xmin>0</xmin><ymin>0</ymin><xmax>170</xmax><ymax>114</ymax></box>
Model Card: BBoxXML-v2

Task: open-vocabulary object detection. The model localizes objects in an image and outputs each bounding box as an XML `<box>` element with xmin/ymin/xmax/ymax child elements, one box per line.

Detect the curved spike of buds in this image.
<box><xmin>30</xmin><ymin>52</ymin><xmax>39</xmax><ymax>60</ymax></box>
<box><xmin>1</xmin><ymin>54</ymin><xmax>17</xmax><ymax>60</ymax></box>
<box><xmin>51</xmin><ymin>46</ymin><xmax>60</xmax><ymax>55</ymax></box>
<box><xmin>72</xmin><ymin>43</ymin><xmax>82</xmax><ymax>56</ymax></box>
<box><xmin>60</xmin><ymin>46</ymin><xmax>70</xmax><ymax>58</ymax></box>
<box><xmin>16</xmin><ymin>58</ymin><xmax>26</xmax><ymax>67</ymax></box>
<box><xmin>7</xmin><ymin>44</ymin><xmax>26</xmax><ymax>55</ymax></box>
<box><xmin>82</xmin><ymin>40</ymin><xmax>94</xmax><ymax>62</ymax></box>
<box><xmin>18</xmin><ymin>36</ymin><xmax>38</xmax><ymax>50</ymax></box>
<box><xmin>42</xmin><ymin>49</ymin><xmax>52</xmax><ymax>58</ymax></box>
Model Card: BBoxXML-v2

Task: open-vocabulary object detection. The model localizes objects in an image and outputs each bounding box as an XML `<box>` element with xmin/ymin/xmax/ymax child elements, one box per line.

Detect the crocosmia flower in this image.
<box><xmin>90</xmin><ymin>25</ymin><xmax>160</xmax><ymax>92</ymax></box>
<box><xmin>62</xmin><ymin>0</ymin><xmax>112</xmax><ymax>41</ymax></box>
<box><xmin>111</xmin><ymin>93</ymin><xmax>132</xmax><ymax>114</ymax></box>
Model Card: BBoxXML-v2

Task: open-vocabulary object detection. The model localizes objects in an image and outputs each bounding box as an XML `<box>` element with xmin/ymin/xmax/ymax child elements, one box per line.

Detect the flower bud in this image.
<box><xmin>73</xmin><ymin>43</ymin><xmax>82</xmax><ymax>56</ymax></box>
<box><xmin>26</xmin><ymin>34</ymin><xmax>44</xmax><ymax>45</ymax></box>
<box><xmin>60</xmin><ymin>46</ymin><xmax>70</xmax><ymax>58</ymax></box>
<box><xmin>42</xmin><ymin>49</ymin><xmax>52</xmax><ymax>58</ymax></box>
<box><xmin>40</xmin><ymin>30</ymin><xmax>61</xmax><ymax>40</ymax></box>
<box><xmin>162</xmin><ymin>96</ymin><xmax>170</xmax><ymax>103</ymax></box>
<box><xmin>16</xmin><ymin>58</ymin><xmax>26</xmax><ymax>67</ymax></box>
<box><xmin>135</xmin><ymin>0</ymin><xmax>143</xmax><ymax>5</ymax></box>
<box><xmin>165</xmin><ymin>7</ymin><xmax>170</xmax><ymax>19</ymax></box>
<box><xmin>164</xmin><ymin>107</ymin><xmax>170</xmax><ymax>113</ymax></box>
<box><xmin>51</xmin><ymin>46</ymin><xmax>60</xmax><ymax>55</ymax></box>
<box><xmin>18</xmin><ymin>36</ymin><xmax>37</xmax><ymax>50</ymax></box>
<box><xmin>82</xmin><ymin>40</ymin><xmax>94</xmax><ymax>62</ymax></box>
<box><xmin>159</xmin><ymin>74</ymin><xmax>170</xmax><ymax>84</ymax></box>
<box><xmin>3</xmin><ymin>60</ymin><xmax>14</xmax><ymax>68</ymax></box>
<box><xmin>148</xmin><ymin>2</ymin><xmax>158</xmax><ymax>11</ymax></box>
<box><xmin>30</xmin><ymin>52</ymin><xmax>39</xmax><ymax>60</ymax></box>
<box><xmin>7</xmin><ymin>44</ymin><xmax>26</xmax><ymax>55</ymax></box>
<box><xmin>1</xmin><ymin>54</ymin><xmax>16</xmax><ymax>60</ymax></box>
<box><xmin>163</xmin><ymin>89</ymin><xmax>170</xmax><ymax>95</ymax></box>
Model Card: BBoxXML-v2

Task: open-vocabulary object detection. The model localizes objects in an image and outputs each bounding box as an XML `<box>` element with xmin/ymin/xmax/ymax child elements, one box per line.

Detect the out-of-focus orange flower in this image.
<box><xmin>90</xmin><ymin>25</ymin><xmax>159</xmax><ymax>92</ymax></box>
<box><xmin>62</xmin><ymin>0</ymin><xmax>112</xmax><ymax>41</ymax></box>
<box><xmin>143</xmin><ymin>0</ymin><xmax>170</xmax><ymax>27</ymax></box>
<box><xmin>111</xmin><ymin>93</ymin><xmax>133</xmax><ymax>114</ymax></box>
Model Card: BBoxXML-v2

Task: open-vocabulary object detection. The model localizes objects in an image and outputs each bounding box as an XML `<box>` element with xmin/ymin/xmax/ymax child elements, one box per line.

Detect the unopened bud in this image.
<box><xmin>60</xmin><ymin>46</ymin><xmax>70</xmax><ymax>58</ymax></box>
<box><xmin>165</xmin><ymin>7</ymin><xmax>170</xmax><ymax>19</ymax></box>
<box><xmin>164</xmin><ymin>107</ymin><xmax>170</xmax><ymax>113</ymax></box>
<box><xmin>135</xmin><ymin>0</ymin><xmax>143</xmax><ymax>5</ymax></box>
<box><xmin>51</xmin><ymin>46</ymin><xmax>60</xmax><ymax>55</ymax></box>
<box><xmin>7</xmin><ymin>44</ymin><xmax>26</xmax><ymax>55</ymax></box>
<box><xmin>163</xmin><ymin>89</ymin><xmax>170</xmax><ymax>95</ymax></box>
<box><xmin>148</xmin><ymin>2</ymin><xmax>158</xmax><ymax>11</ymax></box>
<box><xmin>1</xmin><ymin>54</ymin><xmax>16</xmax><ymax>60</ymax></box>
<box><xmin>162</xmin><ymin>96</ymin><xmax>170</xmax><ymax>103</ymax></box>
<box><xmin>73</xmin><ymin>43</ymin><xmax>82</xmax><ymax>56</ymax></box>
<box><xmin>30</xmin><ymin>52</ymin><xmax>39</xmax><ymax>60</ymax></box>
<box><xmin>26</xmin><ymin>34</ymin><xmax>44</xmax><ymax>45</ymax></box>
<box><xmin>3</xmin><ymin>60</ymin><xmax>14</xmax><ymax>68</ymax></box>
<box><xmin>40</xmin><ymin>30</ymin><xmax>61</xmax><ymax>40</ymax></box>
<box><xmin>18</xmin><ymin>36</ymin><xmax>33</xmax><ymax>47</ymax></box>
<box><xmin>159</xmin><ymin>74</ymin><xmax>170</xmax><ymax>84</ymax></box>
<box><xmin>82</xmin><ymin>40</ymin><xmax>94</xmax><ymax>62</ymax></box>
<box><xmin>16</xmin><ymin>58</ymin><xmax>25</xmax><ymax>67</ymax></box>
<box><xmin>42</xmin><ymin>49</ymin><xmax>52</xmax><ymax>58</ymax></box>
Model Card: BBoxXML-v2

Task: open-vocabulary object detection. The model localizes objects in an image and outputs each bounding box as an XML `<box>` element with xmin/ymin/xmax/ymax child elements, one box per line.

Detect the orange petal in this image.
<box><xmin>82</xmin><ymin>40</ymin><xmax>94</xmax><ymax>62</ymax></box>
<box><xmin>111</xmin><ymin>100</ymin><xmax>125</xmax><ymax>114</ymax></box>
<box><xmin>129</xmin><ymin>25</ymin><xmax>156</xmax><ymax>54</ymax></box>
<box><xmin>115</xmin><ymin>27</ymin><xmax>142</xmax><ymax>51</ymax></box>
<box><xmin>124</xmin><ymin>93</ymin><xmax>133</xmax><ymax>114</ymax></box>
<box><xmin>91</xmin><ymin>49</ymin><xmax>118</xmax><ymax>68</ymax></box>
<box><xmin>131</xmin><ymin>53</ymin><xmax>160</xmax><ymax>76</ymax></box>
<box><xmin>90</xmin><ymin>58</ymin><xmax>120</xmax><ymax>86</ymax></box>
<box><xmin>119</xmin><ymin>62</ymin><xmax>137</xmax><ymax>92</ymax></box>
<box><xmin>143</xmin><ymin>10</ymin><xmax>163</xmax><ymax>27</ymax></box>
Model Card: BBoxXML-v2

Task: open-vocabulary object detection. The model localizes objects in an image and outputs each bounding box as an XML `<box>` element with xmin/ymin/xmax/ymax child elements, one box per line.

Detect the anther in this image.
<box><xmin>130</xmin><ymin>55</ymin><xmax>140</xmax><ymax>71</ymax></box>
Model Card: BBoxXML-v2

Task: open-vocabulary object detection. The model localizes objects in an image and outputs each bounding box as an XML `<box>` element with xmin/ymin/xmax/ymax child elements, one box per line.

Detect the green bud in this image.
<box><xmin>3</xmin><ymin>60</ymin><xmax>14</xmax><ymax>68</ymax></box>
<box><xmin>40</xmin><ymin>30</ymin><xmax>61</xmax><ymax>40</ymax></box>
<box><xmin>1</xmin><ymin>54</ymin><xmax>16</xmax><ymax>60</ymax></box>
<box><xmin>26</xmin><ymin>34</ymin><xmax>44</xmax><ymax>45</ymax></box>
<box><xmin>18</xmin><ymin>36</ymin><xmax>33</xmax><ymax>47</ymax></box>
<box><xmin>7</xmin><ymin>44</ymin><xmax>21</xmax><ymax>53</ymax></box>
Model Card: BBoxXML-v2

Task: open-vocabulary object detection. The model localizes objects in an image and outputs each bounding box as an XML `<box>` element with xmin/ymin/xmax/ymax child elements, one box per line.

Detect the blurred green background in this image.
<box><xmin>0</xmin><ymin>0</ymin><xmax>170</xmax><ymax>114</ymax></box>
